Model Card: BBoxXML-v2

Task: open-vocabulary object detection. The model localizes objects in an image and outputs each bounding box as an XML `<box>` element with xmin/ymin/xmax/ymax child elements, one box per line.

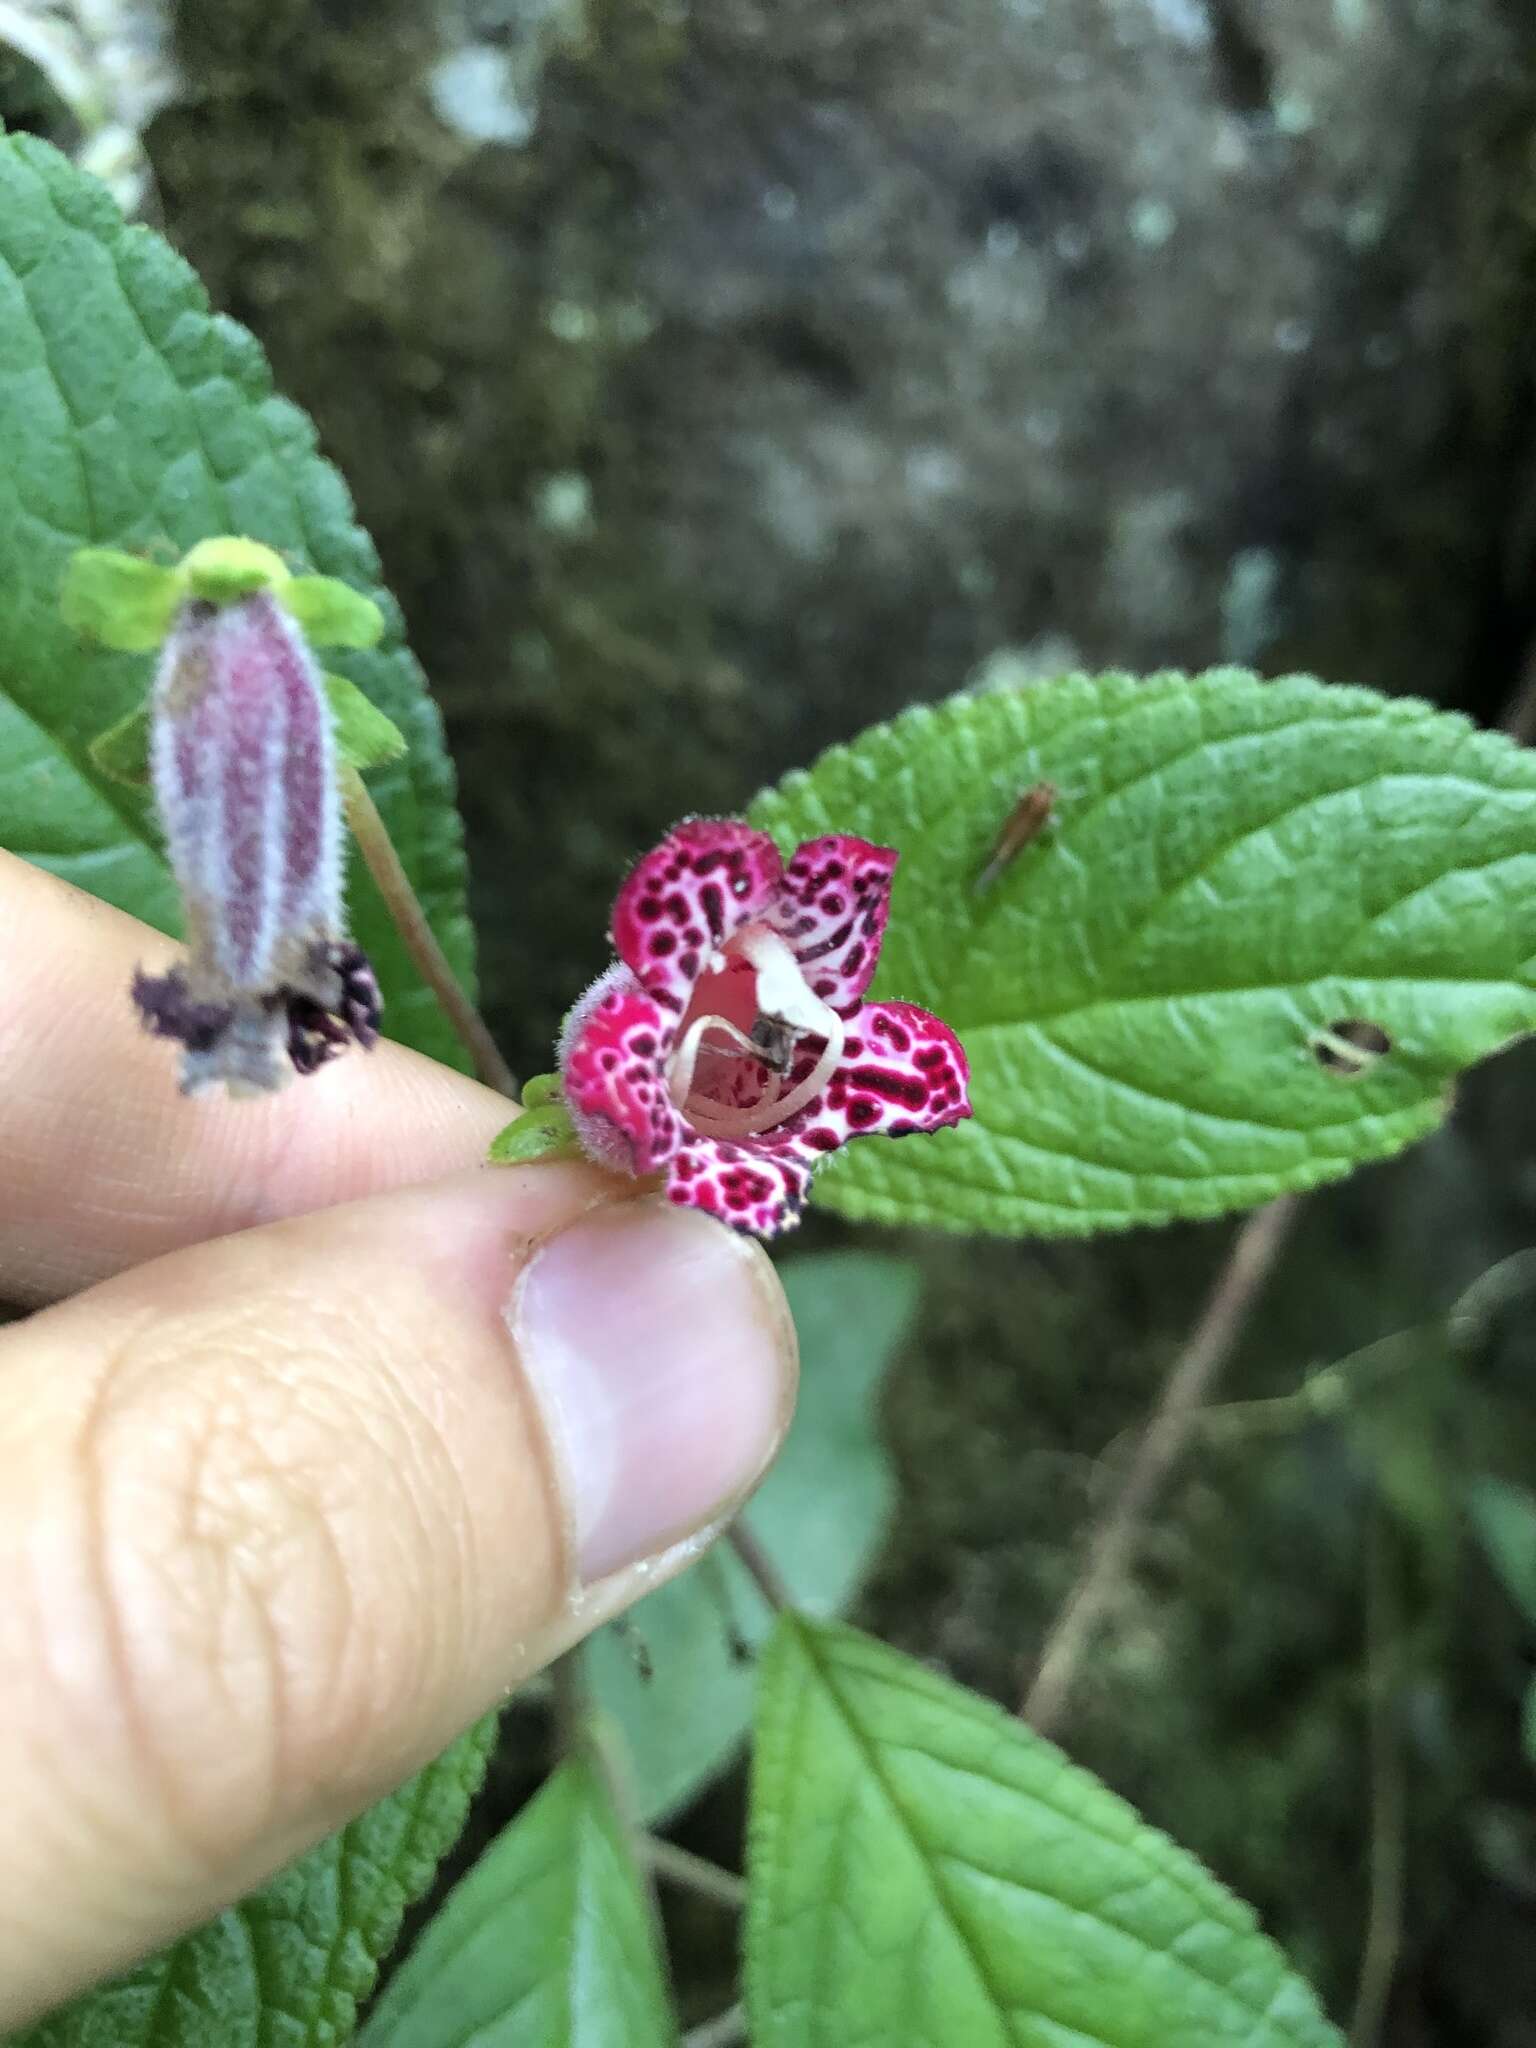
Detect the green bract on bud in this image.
<box><xmin>63</xmin><ymin>537</ymin><xmax>396</xmax><ymax>1098</ymax></box>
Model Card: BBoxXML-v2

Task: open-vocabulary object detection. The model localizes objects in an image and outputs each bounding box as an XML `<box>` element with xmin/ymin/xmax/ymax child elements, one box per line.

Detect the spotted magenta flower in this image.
<box><xmin>112</xmin><ymin>543</ymin><xmax>382</xmax><ymax>1096</ymax></box>
<box><xmin>558</xmin><ymin>819</ymin><xmax>971</xmax><ymax>1235</ymax></box>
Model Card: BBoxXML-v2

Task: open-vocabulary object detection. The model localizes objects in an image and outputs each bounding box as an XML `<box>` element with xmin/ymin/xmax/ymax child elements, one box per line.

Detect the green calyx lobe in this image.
<box><xmin>179</xmin><ymin>534</ymin><xmax>291</xmax><ymax>604</ymax></box>
<box><xmin>71</xmin><ymin>537</ymin><xmax>404</xmax><ymax>783</ymax></box>
<box><xmin>488</xmin><ymin>1102</ymin><xmax>582</xmax><ymax>1165</ymax></box>
<box><xmin>63</xmin><ymin>539</ymin><xmax>384</xmax><ymax>650</ymax></box>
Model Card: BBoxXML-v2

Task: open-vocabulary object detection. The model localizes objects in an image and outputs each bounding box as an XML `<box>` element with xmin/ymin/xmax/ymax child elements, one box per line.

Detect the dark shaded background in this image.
<box><xmin>12</xmin><ymin>2</ymin><xmax>1536</xmax><ymax>2037</ymax></box>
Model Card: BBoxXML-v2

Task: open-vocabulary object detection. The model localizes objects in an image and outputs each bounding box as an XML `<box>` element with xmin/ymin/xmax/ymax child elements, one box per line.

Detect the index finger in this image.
<box><xmin>0</xmin><ymin>853</ymin><xmax>515</xmax><ymax>1304</ymax></box>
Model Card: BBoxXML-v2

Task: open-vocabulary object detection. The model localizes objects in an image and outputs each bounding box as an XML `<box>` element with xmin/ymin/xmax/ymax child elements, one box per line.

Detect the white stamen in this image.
<box><xmin>667</xmin><ymin>1013</ymin><xmax>763</xmax><ymax>1109</ymax></box>
<box><xmin>665</xmin><ymin>922</ymin><xmax>847</xmax><ymax>1139</ymax></box>
<box><xmin>734</xmin><ymin>926</ymin><xmax>841</xmax><ymax>1039</ymax></box>
<box><xmin>684</xmin><ymin>1013</ymin><xmax>845</xmax><ymax>1139</ymax></box>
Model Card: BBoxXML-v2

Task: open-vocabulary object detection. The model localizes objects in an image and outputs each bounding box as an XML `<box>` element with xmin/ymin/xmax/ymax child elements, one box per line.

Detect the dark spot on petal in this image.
<box><xmin>849</xmin><ymin>1063</ymin><xmax>929</xmax><ymax>1108</ymax></box>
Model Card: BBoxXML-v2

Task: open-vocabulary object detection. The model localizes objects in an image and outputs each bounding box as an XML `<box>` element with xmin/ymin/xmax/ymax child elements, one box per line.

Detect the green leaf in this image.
<box><xmin>585</xmin><ymin>1253</ymin><xmax>916</xmax><ymax>1822</ymax></box>
<box><xmin>359</xmin><ymin>1759</ymin><xmax>680</xmax><ymax>2048</ymax></box>
<box><xmin>520</xmin><ymin>1071</ymin><xmax>563</xmax><ymax>1109</ymax></box>
<box><xmin>1467</xmin><ymin>1477</ymin><xmax>1536</xmax><ymax>1629</ymax></box>
<box><xmin>60</xmin><ymin>547</ymin><xmax>178</xmax><ymax>649</ymax></box>
<box><xmin>1523</xmin><ymin>1678</ymin><xmax>1536</xmax><ymax>1767</ymax></box>
<box><xmin>0</xmin><ymin>130</ymin><xmax>473</xmax><ymax>1067</ymax></box>
<box><xmin>746</xmin><ymin>1617</ymin><xmax>1344</xmax><ymax>2048</ymax></box>
<box><xmin>11</xmin><ymin>1720</ymin><xmax>497</xmax><ymax>2048</ymax></box>
<box><xmin>325</xmin><ymin>674</ymin><xmax>408</xmax><ymax>773</ymax></box>
<box><xmin>749</xmin><ymin>670</ymin><xmax>1536</xmax><ymax>1234</ymax></box>
<box><xmin>284</xmin><ymin>575</ymin><xmax>385</xmax><ymax>649</ymax></box>
<box><xmin>487</xmin><ymin>1103</ymin><xmax>582</xmax><ymax>1164</ymax></box>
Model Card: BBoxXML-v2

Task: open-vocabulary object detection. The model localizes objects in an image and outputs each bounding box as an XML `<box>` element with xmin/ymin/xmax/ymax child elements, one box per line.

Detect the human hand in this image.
<box><xmin>0</xmin><ymin>853</ymin><xmax>798</xmax><ymax>2029</ymax></box>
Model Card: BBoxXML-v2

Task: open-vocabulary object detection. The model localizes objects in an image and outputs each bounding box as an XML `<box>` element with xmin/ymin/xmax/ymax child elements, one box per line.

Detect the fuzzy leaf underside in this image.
<box><xmin>11</xmin><ymin>1721</ymin><xmax>497</xmax><ymax>2048</ymax></box>
<box><xmin>0</xmin><ymin>129</ymin><xmax>474</xmax><ymax>1065</ymax></box>
<box><xmin>750</xmin><ymin>671</ymin><xmax>1536</xmax><ymax>1235</ymax></box>
<box><xmin>359</xmin><ymin>1760</ymin><xmax>679</xmax><ymax>2048</ymax></box>
<box><xmin>746</xmin><ymin>1618</ymin><xmax>1345</xmax><ymax>2048</ymax></box>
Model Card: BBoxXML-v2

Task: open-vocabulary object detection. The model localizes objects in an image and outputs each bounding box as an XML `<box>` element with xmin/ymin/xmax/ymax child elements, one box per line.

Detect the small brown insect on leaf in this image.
<box><xmin>974</xmin><ymin>780</ymin><xmax>1059</xmax><ymax>894</ymax></box>
<box><xmin>1310</xmin><ymin>1018</ymin><xmax>1392</xmax><ymax>1077</ymax></box>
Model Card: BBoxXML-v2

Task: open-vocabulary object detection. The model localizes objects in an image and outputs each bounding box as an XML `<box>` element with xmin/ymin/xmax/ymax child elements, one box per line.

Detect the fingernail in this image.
<box><xmin>509</xmin><ymin>1202</ymin><xmax>798</xmax><ymax>1582</ymax></box>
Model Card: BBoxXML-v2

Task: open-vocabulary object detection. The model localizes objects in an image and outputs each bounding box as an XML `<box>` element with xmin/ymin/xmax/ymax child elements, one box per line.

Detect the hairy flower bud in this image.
<box><xmin>133</xmin><ymin>588</ymin><xmax>381</xmax><ymax>1096</ymax></box>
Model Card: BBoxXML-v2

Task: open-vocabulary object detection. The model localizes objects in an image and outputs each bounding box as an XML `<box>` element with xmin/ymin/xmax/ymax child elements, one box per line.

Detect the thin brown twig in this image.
<box><xmin>341</xmin><ymin>766</ymin><xmax>519</xmax><ymax>1097</ymax></box>
<box><xmin>645</xmin><ymin>1838</ymin><xmax>748</xmax><ymax>1912</ymax></box>
<box><xmin>727</xmin><ymin>1518</ymin><xmax>794</xmax><ymax>1613</ymax></box>
<box><xmin>1498</xmin><ymin>636</ymin><xmax>1536</xmax><ymax>743</ymax></box>
<box><xmin>1349</xmin><ymin>1508</ymin><xmax>1407</xmax><ymax>2048</ymax></box>
<box><xmin>1021</xmin><ymin>1196</ymin><xmax>1300</xmax><ymax>1735</ymax></box>
<box><xmin>683</xmin><ymin>2002</ymin><xmax>747</xmax><ymax>2048</ymax></box>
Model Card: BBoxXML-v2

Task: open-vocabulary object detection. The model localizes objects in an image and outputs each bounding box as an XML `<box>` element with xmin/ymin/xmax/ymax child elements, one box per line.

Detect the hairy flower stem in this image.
<box><xmin>341</xmin><ymin>766</ymin><xmax>518</xmax><ymax>1097</ymax></box>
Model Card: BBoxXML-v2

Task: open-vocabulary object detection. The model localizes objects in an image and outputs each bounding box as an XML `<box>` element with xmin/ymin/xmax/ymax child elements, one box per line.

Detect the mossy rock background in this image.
<box><xmin>12</xmin><ymin>0</ymin><xmax>1536</xmax><ymax>2037</ymax></box>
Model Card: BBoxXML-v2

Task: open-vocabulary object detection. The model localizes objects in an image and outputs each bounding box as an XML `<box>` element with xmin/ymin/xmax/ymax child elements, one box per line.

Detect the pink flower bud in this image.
<box><xmin>133</xmin><ymin>590</ymin><xmax>381</xmax><ymax>1095</ymax></box>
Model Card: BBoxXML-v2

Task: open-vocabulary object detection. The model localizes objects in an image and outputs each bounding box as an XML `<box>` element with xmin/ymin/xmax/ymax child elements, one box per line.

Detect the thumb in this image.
<box><xmin>0</xmin><ymin>1161</ymin><xmax>796</xmax><ymax>2028</ymax></box>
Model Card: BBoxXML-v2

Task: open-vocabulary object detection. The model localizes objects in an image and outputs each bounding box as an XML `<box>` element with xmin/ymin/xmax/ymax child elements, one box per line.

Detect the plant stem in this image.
<box><xmin>1021</xmin><ymin>1196</ymin><xmax>1299</xmax><ymax>1735</ymax></box>
<box><xmin>728</xmin><ymin>1518</ymin><xmax>794</xmax><ymax>1613</ymax></box>
<box><xmin>683</xmin><ymin>2003</ymin><xmax>747</xmax><ymax>2048</ymax></box>
<box><xmin>1350</xmin><ymin>1508</ymin><xmax>1406</xmax><ymax>2048</ymax></box>
<box><xmin>1499</xmin><ymin>639</ymin><xmax>1536</xmax><ymax>743</ymax></box>
<box><xmin>341</xmin><ymin>765</ymin><xmax>518</xmax><ymax>1097</ymax></box>
<box><xmin>549</xmin><ymin>1647</ymin><xmax>588</xmax><ymax>1765</ymax></box>
<box><xmin>645</xmin><ymin>1838</ymin><xmax>748</xmax><ymax>1911</ymax></box>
